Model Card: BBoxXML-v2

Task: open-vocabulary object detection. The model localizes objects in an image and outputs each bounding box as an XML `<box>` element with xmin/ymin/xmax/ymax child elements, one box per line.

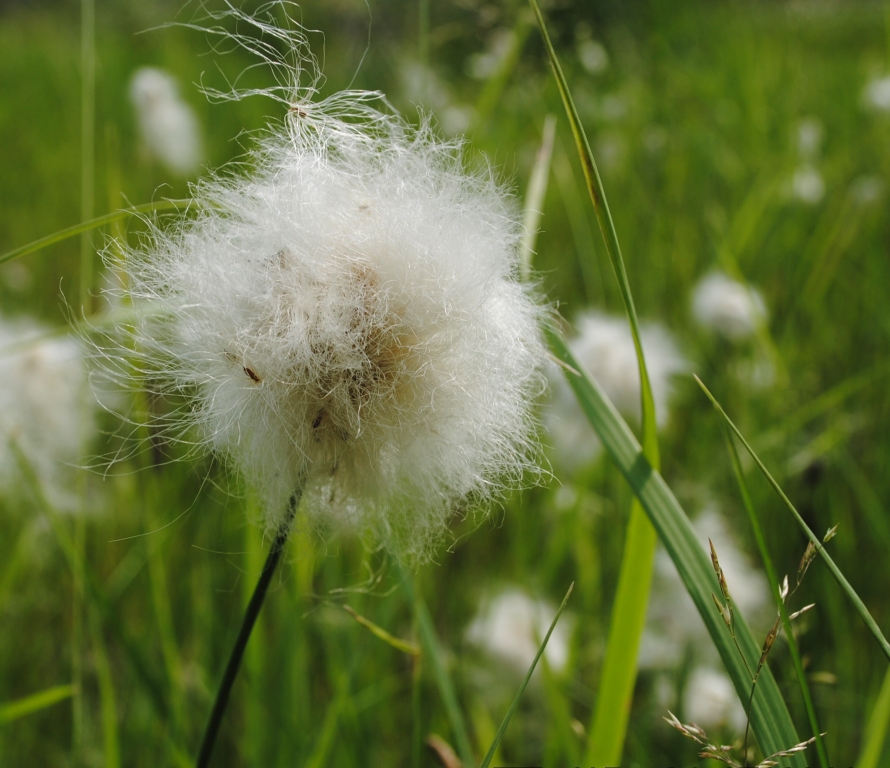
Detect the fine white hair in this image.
<box><xmin>130</xmin><ymin>67</ymin><xmax>203</xmax><ymax>176</ymax></box>
<box><xmin>691</xmin><ymin>271</ymin><xmax>767</xmax><ymax>342</ymax></box>
<box><xmin>101</xmin><ymin>4</ymin><xmax>547</xmax><ymax>562</ymax></box>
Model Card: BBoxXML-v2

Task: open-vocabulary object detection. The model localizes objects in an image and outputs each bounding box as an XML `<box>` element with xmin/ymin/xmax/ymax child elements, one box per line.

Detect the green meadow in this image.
<box><xmin>2</xmin><ymin>0</ymin><xmax>890</xmax><ymax>766</ymax></box>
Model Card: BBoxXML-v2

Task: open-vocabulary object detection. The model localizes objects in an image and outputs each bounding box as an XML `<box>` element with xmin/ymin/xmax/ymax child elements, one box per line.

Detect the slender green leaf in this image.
<box><xmin>0</xmin><ymin>199</ymin><xmax>192</xmax><ymax>266</ymax></box>
<box><xmin>723</xmin><ymin>429</ymin><xmax>829</xmax><ymax>768</ymax></box>
<box><xmin>696</xmin><ymin>375</ymin><xmax>890</xmax><ymax>662</ymax></box>
<box><xmin>342</xmin><ymin>604</ymin><xmax>421</xmax><ymax>656</ymax></box>
<box><xmin>479</xmin><ymin>583</ymin><xmax>573</xmax><ymax>768</ymax></box>
<box><xmin>0</xmin><ymin>685</ymin><xmax>75</xmax><ymax>725</ymax></box>
<box><xmin>857</xmin><ymin>665</ymin><xmax>890</xmax><ymax>768</ymax></box>
<box><xmin>520</xmin><ymin>113</ymin><xmax>557</xmax><ymax>281</ymax></box>
<box><xmin>527</xmin><ymin>3</ymin><xmax>661</xmax><ymax>762</ymax></box>
<box><xmin>547</xmin><ymin>328</ymin><xmax>807</xmax><ymax>765</ymax></box>
<box><xmin>401</xmin><ymin>570</ymin><xmax>474</xmax><ymax>768</ymax></box>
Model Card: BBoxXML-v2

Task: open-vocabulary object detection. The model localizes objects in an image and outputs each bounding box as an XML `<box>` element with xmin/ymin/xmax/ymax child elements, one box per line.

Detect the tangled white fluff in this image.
<box><xmin>104</xmin><ymin>8</ymin><xmax>546</xmax><ymax>561</ymax></box>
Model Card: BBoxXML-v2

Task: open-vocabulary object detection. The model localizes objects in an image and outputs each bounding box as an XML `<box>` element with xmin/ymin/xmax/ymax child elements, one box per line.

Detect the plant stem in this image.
<box><xmin>196</xmin><ymin>489</ymin><xmax>303</xmax><ymax>768</ymax></box>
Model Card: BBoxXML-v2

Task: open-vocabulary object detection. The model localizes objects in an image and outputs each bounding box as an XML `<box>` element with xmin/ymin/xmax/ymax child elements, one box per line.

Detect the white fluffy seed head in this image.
<box><xmin>691</xmin><ymin>271</ymin><xmax>767</xmax><ymax>341</ymax></box>
<box><xmin>545</xmin><ymin>312</ymin><xmax>688</xmax><ymax>473</ymax></box>
<box><xmin>0</xmin><ymin>318</ymin><xmax>94</xmax><ymax>510</ymax></box>
<box><xmin>106</xmin><ymin>13</ymin><xmax>547</xmax><ymax>562</ymax></box>
<box><xmin>130</xmin><ymin>67</ymin><xmax>203</xmax><ymax>176</ymax></box>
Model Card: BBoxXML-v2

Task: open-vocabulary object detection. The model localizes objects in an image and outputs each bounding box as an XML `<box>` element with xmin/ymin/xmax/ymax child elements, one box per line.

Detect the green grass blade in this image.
<box><xmin>547</xmin><ymin>328</ymin><xmax>807</xmax><ymax>765</ymax></box>
<box><xmin>585</xmin><ymin>501</ymin><xmax>656</xmax><ymax>764</ymax></box>
<box><xmin>856</xmin><ymin>665</ymin><xmax>890</xmax><ymax>768</ymax></box>
<box><xmin>527</xmin><ymin>3</ymin><xmax>661</xmax><ymax>761</ymax></box>
<box><xmin>342</xmin><ymin>604</ymin><xmax>421</xmax><ymax>656</ymax></box>
<box><xmin>0</xmin><ymin>685</ymin><xmax>75</xmax><ymax>725</ymax></box>
<box><xmin>723</xmin><ymin>428</ymin><xmax>829</xmax><ymax>768</ymax></box>
<box><xmin>520</xmin><ymin>113</ymin><xmax>556</xmax><ymax>281</ymax></box>
<box><xmin>0</xmin><ymin>199</ymin><xmax>192</xmax><ymax>265</ymax></box>
<box><xmin>479</xmin><ymin>583</ymin><xmax>573</xmax><ymax>768</ymax></box>
<box><xmin>528</xmin><ymin>0</ymin><xmax>657</xmax><ymax>446</ymax></box>
<box><xmin>696</xmin><ymin>375</ymin><xmax>890</xmax><ymax>662</ymax></box>
<box><xmin>401</xmin><ymin>570</ymin><xmax>475</xmax><ymax>768</ymax></box>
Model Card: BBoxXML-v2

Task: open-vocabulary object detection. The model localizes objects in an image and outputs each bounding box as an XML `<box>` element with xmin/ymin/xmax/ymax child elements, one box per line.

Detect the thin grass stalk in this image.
<box><xmin>195</xmin><ymin>489</ymin><xmax>303</xmax><ymax>768</ymax></box>
<box><xmin>520</xmin><ymin>113</ymin><xmax>556</xmax><ymax>281</ymax></box>
<box><xmin>89</xmin><ymin>608</ymin><xmax>121</xmax><ymax>768</ymax></box>
<box><xmin>0</xmin><ymin>200</ymin><xmax>192</xmax><ymax>266</ymax></box>
<box><xmin>526</xmin><ymin>2</ymin><xmax>661</xmax><ymax>762</ymax></box>
<box><xmin>75</xmin><ymin>0</ymin><xmax>95</xmax><ymax>749</ymax></box>
<box><xmin>723</xmin><ymin>428</ymin><xmax>829</xmax><ymax>768</ymax></box>
<box><xmin>696</xmin><ymin>375</ymin><xmax>890</xmax><ymax>662</ymax></box>
<box><xmin>80</xmin><ymin>0</ymin><xmax>95</xmax><ymax>310</ymax></box>
<box><xmin>400</xmin><ymin>570</ymin><xmax>475</xmax><ymax>768</ymax></box>
<box><xmin>547</xmin><ymin>327</ymin><xmax>806</xmax><ymax>764</ymax></box>
<box><xmin>0</xmin><ymin>685</ymin><xmax>76</xmax><ymax>725</ymax></box>
<box><xmin>479</xmin><ymin>583</ymin><xmax>573</xmax><ymax>768</ymax></box>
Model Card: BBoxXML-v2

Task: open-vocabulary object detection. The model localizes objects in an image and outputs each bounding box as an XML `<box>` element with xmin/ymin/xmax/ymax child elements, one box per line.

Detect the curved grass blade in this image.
<box><xmin>479</xmin><ymin>583</ymin><xmax>574</xmax><ymax>768</ymax></box>
<box><xmin>856</xmin><ymin>665</ymin><xmax>890</xmax><ymax>768</ymax></box>
<box><xmin>527</xmin><ymin>2</ymin><xmax>660</xmax><ymax>762</ymax></box>
<box><xmin>520</xmin><ymin>113</ymin><xmax>557</xmax><ymax>281</ymax></box>
<box><xmin>0</xmin><ymin>199</ymin><xmax>192</xmax><ymax>266</ymax></box>
<box><xmin>723</xmin><ymin>429</ymin><xmax>829</xmax><ymax>768</ymax></box>
<box><xmin>696</xmin><ymin>375</ymin><xmax>890</xmax><ymax>662</ymax></box>
<box><xmin>547</xmin><ymin>328</ymin><xmax>806</xmax><ymax>766</ymax></box>
<box><xmin>0</xmin><ymin>684</ymin><xmax>75</xmax><ymax>725</ymax></box>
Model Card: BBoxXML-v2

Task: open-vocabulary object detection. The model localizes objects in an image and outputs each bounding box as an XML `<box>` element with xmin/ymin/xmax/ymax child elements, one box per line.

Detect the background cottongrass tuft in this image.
<box><xmin>0</xmin><ymin>318</ymin><xmax>95</xmax><ymax>511</ymax></box>
<box><xmin>691</xmin><ymin>271</ymin><xmax>768</xmax><ymax>342</ymax></box>
<box><xmin>129</xmin><ymin>67</ymin><xmax>203</xmax><ymax>177</ymax></box>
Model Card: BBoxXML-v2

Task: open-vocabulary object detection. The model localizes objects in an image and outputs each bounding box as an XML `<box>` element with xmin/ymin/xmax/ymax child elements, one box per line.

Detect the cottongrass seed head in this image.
<box><xmin>130</xmin><ymin>67</ymin><xmax>203</xmax><ymax>176</ymax></box>
<box><xmin>104</xmin><ymin>6</ymin><xmax>547</xmax><ymax>562</ymax></box>
<box><xmin>691</xmin><ymin>271</ymin><xmax>767</xmax><ymax>342</ymax></box>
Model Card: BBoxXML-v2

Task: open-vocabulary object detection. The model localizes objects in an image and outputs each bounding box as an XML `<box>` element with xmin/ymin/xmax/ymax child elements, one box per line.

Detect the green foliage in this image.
<box><xmin>2</xmin><ymin>1</ymin><xmax>890</xmax><ymax>766</ymax></box>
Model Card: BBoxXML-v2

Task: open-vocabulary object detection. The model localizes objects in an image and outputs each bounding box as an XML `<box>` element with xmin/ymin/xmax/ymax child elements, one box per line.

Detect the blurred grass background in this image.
<box><xmin>2</xmin><ymin>0</ymin><xmax>890</xmax><ymax>765</ymax></box>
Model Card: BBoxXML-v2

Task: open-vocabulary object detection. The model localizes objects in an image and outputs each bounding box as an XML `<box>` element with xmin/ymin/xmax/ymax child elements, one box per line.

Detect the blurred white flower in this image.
<box><xmin>104</xmin><ymin>15</ymin><xmax>546</xmax><ymax>562</ymax></box>
<box><xmin>545</xmin><ymin>312</ymin><xmax>688</xmax><ymax>473</ymax></box>
<box><xmin>466</xmin><ymin>588</ymin><xmax>571</xmax><ymax>674</ymax></box>
<box><xmin>639</xmin><ymin>509</ymin><xmax>771</xmax><ymax>670</ymax></box>
<box><xmin>863</xmin><ymin>74</ymin><xmax>890</xmax><ymax>112</ymax></box>
<box><xmin>796</xmin><ymin>116</ymin><xmax>823</xmax><ymax>161</ymax></box>
<box><xmin>683</xmin><ymin>665</ymin><xmax>747</xmax><ymax>732</ymax></box>
<box><xmin>129</xmin><ymin>67</ymin><xmax>203</xmax><ymax>176</ymax></box>
<box><xmin>791</xmin><ymin>164</ymin><xmax>825</xmax><ymax>204</ymax></box>
<box><xmin>691</xmin><ymin>271</ymin><xmax>767</xmax><ymax>341</ymax></box>
<box><xmin>577</xmin><ymin>38</ymin><xmax>609</xmax><ymax>75</ymax></box>
<box><xmin>0</xmin><ymin>318</ymin><xmax>94</xmax><ymax>510</ymax></box>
